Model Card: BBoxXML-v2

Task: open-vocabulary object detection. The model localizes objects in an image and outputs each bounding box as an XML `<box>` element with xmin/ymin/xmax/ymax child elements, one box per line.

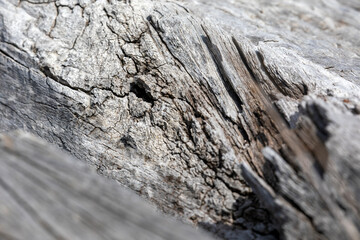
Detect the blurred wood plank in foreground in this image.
<box><xmin>0</xmin><ymin>131</ymin><xmax>213</xmax><ymax>240</ymax></box>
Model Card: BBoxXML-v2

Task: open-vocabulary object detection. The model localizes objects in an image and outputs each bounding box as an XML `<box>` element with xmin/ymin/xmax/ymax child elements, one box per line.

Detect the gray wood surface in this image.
<box><xmin>0</xmin><ymin>131</ymin><xmax>213</xmax><ymax>240</ymax></box>
<box><xmin>1</xmin><ymin>0</ymin><xmax>360</xmax><ymax>239</ymax></box>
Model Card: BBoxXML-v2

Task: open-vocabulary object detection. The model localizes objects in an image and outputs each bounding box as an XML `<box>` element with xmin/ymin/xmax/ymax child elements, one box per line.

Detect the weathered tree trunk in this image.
<box><xmin>1</xmin><ymin>0</ymin><xmax>360</xmax><ymax>239</ymax></box>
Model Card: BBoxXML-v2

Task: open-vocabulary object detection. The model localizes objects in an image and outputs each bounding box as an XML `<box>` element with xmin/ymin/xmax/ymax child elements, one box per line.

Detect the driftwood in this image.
<box><xmin>0</xmin><ymin>131</ymin><xmax>213</xmax><ymax>240</ymax></box>
<box><xmin>0</xmin><ymin>0</ymin><xmax>360</xmax><ymax>239</ymax></box>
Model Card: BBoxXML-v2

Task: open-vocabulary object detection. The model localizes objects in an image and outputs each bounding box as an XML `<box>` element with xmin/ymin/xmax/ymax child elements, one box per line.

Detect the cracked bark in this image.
<box><xmin>1</xmin><ymin>0</ymin><xmax>360</xmax><ymax>239</ymax></box>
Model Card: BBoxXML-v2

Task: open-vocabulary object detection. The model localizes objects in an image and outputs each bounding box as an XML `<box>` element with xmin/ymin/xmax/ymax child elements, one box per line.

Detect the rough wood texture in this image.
<box><xmin>0</xmin><ymin>130</ymin><xmax>213</xmax><ymax>240</ymax></box>
<box><xmin>0</xmin><ymin>0</ymin><xmax>359</xmax><ymax>239</ymax></box>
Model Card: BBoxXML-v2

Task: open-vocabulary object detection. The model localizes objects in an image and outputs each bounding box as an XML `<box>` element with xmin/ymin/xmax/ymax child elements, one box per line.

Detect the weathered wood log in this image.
<box><xmin>0</xmin><ymin>0</ymin><xmax>360</xmax><ymax>239</ymax></box>
<box><xmin>0</xmin><ymin>130</ymin><xmax>213</xmax><ymax>240</ymax></box>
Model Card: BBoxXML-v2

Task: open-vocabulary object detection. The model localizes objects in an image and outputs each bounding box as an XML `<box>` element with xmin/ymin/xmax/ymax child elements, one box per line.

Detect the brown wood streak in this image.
<box><xmin>232</xmin><ymin>37</ymin><xmax>360</xmax><ymax>240</ymax></box>
<box><xmin>231</xmin><ymin>36</ymin><xmax>328</xmax><ymax>172</ymax></box>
